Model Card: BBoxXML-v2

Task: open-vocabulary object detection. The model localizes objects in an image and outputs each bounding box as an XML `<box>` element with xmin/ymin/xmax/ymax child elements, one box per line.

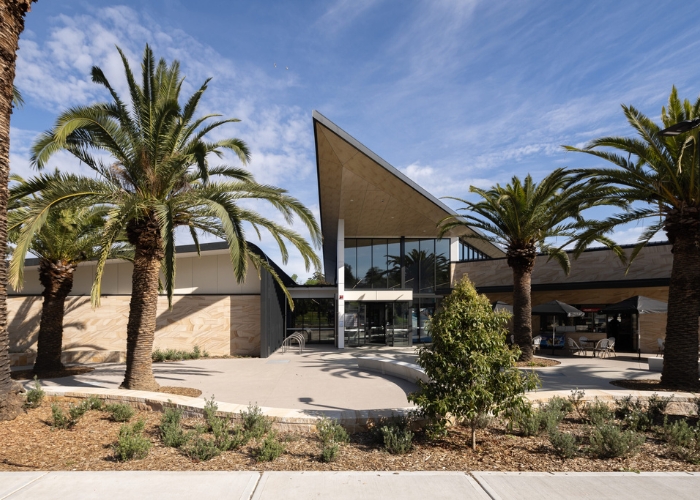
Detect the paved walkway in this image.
<box><xmin>1</xmin><ymin>471</ymin><xmax>698</xmax><ymax>499</ymax></box>
<box><xmin>19</xmin><ymin>346</ymin><xmax>419</xmax><ymax>411</ymax></box>
<box><xmin>18</xmin><ymin>347</ymin><xmax>682</xmax><ymax>411</ymax></box>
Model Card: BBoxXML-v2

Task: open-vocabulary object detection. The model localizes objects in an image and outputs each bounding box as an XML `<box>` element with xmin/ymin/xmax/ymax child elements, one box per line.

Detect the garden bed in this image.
<box><xmin>516</xmin><ymin>358</ymin><xmax>561</xmax><ymax>368</ymax></box>
<box><xmin>1</xmin><ymin>399</ymin><xmax>698</xmax><ymax>472</ymax></box>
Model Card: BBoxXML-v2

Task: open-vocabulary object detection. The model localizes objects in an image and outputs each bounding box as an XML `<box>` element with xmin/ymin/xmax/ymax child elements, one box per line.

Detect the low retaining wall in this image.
<box><xmin>10</xmin><ymin>349</ymin><xmax>125</xmax><ymax>367</ymax></box>
<box><xmin>357</xmin><ymin>357</ymin><xmax>429</xmax><ymax>384</ymax></box>
<box><xmin>43</xmin><ymin>387</ymin><xmax>414</xmax><ymax>433</ymax></box>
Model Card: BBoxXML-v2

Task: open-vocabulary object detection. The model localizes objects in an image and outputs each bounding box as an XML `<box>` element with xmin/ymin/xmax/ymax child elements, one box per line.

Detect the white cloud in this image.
<box><xmin>12</xmin><ymin>5</ymin><xmax>322</xmax><ymax>279</ymax></box>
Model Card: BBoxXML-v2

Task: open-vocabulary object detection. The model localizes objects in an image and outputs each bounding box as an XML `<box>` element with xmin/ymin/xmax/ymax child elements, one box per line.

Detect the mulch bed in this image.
<box><xmin>11</xmin><ymin>366</ymin><xmax>95</xmax><ymax>380</ymax></box>
<box><xmin>1</xmin><ymin>402</ymin><xmax>698</xmax><ymax>472</ymax></box>
<box><xmin>610</xmin><ymin>379</ymin><xmax>700</xmax><ymax>394</ymax></box>
<box><xmin>516</xmin><ymin>358</ymin><xmax>561</xmax><ymax>368</ymax></box>
<box><xmin>159</xmin><ymin>387</ymin><xmax>202</xmax><ymax>398</ymax></box>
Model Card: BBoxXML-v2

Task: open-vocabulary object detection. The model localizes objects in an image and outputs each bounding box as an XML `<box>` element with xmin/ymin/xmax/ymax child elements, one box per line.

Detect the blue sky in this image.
<box><xmin>10</xmin><ymin>1</ymin><xmax>700</xmax><ymax>280</ymax></box>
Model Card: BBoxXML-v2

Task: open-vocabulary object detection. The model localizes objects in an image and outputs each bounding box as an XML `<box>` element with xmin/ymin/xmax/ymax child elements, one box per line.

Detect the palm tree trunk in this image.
<box><xmin>121</xmin><ymin>216</ymin><xmax>163</xmax><ymax>391</ymax></box>
<box><xmin>661</xmin><ymin>226</ymin><xmax>700</xmax><ymax>390</ymax></box>
<box><xmin>33</xmin><ymin>260</ymin><xmax>75</xmax><ymax>374</ymax></box>
<box><xmin>511</xmin><ymin>264</ymin><xmax>534</xmax><ymax>361</ymax></box>
<box><xmin>0</xmin><ymin>0</ymin><xmax>34</xmax><ymax>421</ymax></box>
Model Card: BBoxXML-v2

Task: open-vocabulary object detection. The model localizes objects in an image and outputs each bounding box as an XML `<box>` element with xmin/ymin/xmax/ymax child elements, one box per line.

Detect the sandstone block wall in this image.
<box><xmin>8</xmin><ymin>294</ymin><xmax>261</xmax><ymax>358</ymax></box>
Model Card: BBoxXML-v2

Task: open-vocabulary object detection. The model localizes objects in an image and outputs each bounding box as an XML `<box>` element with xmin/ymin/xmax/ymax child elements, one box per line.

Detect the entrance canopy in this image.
<box><xmin>313</xmin><ymin>111</ymin><xmax>504</xmax><ymax>283</ymax></box>
<box><xmin>600</xmin><ymin>295</ymin><xmax>667</xmax><ymax>315</ymax></box>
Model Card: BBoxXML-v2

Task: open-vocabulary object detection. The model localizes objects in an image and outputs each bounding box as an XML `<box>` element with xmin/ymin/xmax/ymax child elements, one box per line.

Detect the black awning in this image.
<box><xmin>600</xmin><ymin>295</ymin><xmax>667</xmax><ymax>315</ymax></box>
<box><xmin>531</xmin><ymin>300</ymin><xmax>585</xmax><ymax>317</ymax></box>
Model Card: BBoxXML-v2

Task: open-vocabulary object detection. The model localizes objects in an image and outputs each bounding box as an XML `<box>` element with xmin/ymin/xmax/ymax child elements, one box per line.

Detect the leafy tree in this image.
<box><xmin>17</xmin><ymin>45</ymin><xmax>321</xmax><ymax>391</ymax></box>
<box><xmin>304</xmin><ymin>270</ymin><xmax>328</xmax><ymax>285</ymax></box>
<box><xmin>8</xmin><ymin>173</ymin><xmax>131</xmax><ymax>374</ymax></box>
<box><xmin>408</xmin><ymin>277</ymin><xmax>539</xmax><ymax>450</ymax></box>
<box><xmin>438</xmin><ymin>169</ymin><xmax>621</xmax><ymax>361</ymax></box>
<box><xmin>564</xmin><ymin>86</ymin><xmax>700</xmax><ymax>390</ymax></box>
<box><xmin>0</xmin><ymin>0</ymin><xmax>36</xmax><ymax>422</ymax></box>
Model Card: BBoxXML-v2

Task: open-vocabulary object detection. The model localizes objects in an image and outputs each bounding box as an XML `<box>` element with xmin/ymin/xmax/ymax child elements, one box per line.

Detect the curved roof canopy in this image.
<box><xmin>313</xmin><ymin>111</ymin><xmax>504</xmax><ymax>282</ymax></box>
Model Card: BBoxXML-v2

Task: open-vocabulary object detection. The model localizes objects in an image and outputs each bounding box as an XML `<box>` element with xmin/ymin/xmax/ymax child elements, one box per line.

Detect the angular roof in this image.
<box><xmin>313</xmin><ymin>111</ymin><xmax>504</xmax><ymax>282</ymax></box>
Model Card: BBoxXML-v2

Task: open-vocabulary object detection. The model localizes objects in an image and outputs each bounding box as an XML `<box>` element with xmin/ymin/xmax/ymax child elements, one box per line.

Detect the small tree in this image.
<box><xmin>408</xmin><ymin>277</ymin><xmax>539</xmax><ymax>450</ymax></box>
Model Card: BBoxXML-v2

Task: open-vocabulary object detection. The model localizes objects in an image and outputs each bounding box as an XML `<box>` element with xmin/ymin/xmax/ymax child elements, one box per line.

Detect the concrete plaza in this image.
<box><xmin>18</xmin><ymin>347</ymin><xmax>674</xmax><ymax>411</ymax></box>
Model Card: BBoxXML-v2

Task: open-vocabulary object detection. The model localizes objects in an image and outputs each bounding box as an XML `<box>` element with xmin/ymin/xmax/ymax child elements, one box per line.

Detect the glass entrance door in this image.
<box><xmin>344</xmin><ymin>301</ymin><xmax>410</xmax><ymax>347</ymax></box>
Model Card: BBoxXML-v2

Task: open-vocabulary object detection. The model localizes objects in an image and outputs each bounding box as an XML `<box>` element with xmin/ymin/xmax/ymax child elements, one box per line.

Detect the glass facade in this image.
<box><xmin>344</xmin><ymin>238</ymin><xmax>401</xmax><ymax>289</ymax></box>
<box><xmin>459</xmin><ymin>240</ymin><xmax>489</xmax><ymax>261</ymax></box>
<box><xmin>411</xmin><ymin>297</ymin><xmax>438</xmax><ymax>344</ymax></box>
<box><xmin>346</xmin><ymin>237</ymin><xmax>450</xmax><ymax>292</ymax></box>
<box><xmin>286</xmin><ymin>298</ymin><xmax>335</xmax><ymax>344</ymax></box>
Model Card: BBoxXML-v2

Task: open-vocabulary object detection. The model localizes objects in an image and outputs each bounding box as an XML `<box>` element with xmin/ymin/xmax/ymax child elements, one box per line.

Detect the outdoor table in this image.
<box><xmin>580</xmin><ymin>340</ymin><xmax>596</xmax><ymax>357</ymax></box>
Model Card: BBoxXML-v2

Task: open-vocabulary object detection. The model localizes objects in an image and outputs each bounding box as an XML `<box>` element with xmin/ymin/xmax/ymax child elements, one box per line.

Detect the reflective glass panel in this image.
<box><xmin>387</xmin><ymin>239</ymin><xmax>401</xmax><ymax>289</ymax></box>
<box><xmin>435</xmin><ymin>238</ymin><xmax>450</xmax><ymax>290</ymax></box>
<box><xmin>419</xmin><ymin>239</ymin><xmax>435</xmax><ymax>293</ymax></box>
<box><xmin>405</xmin><ymin>239</ymin><xmax>420</xmax><ymax>293</ymax></box>
<box><xmin>344</xmin><ymin>239</ymin><xmax>358</xmax><ymax>288</ymax></box>
<box><xmin>356</xmin><ymin>239</ymin><xmax>372</xmax><ymax>288</ymax></box>
<box><xmin>370</xmin><ymin>239</ymin><xmax>388</xmax><ymax>288</ymax></box>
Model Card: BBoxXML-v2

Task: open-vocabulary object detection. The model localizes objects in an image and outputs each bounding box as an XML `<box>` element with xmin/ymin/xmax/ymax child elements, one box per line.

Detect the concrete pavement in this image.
<box><xmin>2</xmin><ymin>471</ymin><xmax>699</xmax><ymax>499</ymax></box>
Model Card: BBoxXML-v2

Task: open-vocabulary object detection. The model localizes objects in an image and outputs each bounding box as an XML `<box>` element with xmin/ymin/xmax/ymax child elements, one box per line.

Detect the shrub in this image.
<box><xmin>321</xmin><ymin>442</ymin><xmax>340</xmax><ymax>463</ymax></box>
<box><xmin>584</xmin><ymin>400</ymin><xmax>613</xmax><ymax>426</ymax></box>
<box><xmin>160</xmin><ymin>407</ymin><xmax>188</xmax><ymax>448</ymax></box>
<box><xmin>589</xmin><ymin>423</ymin><xmax>645</xmax><ymax>458</ymax></box>
<box><xmin>203</xmin><ymin>394</ymin><xmax>218</xmax><ymax>429</ymax></box>
<box><xmin>51</xmin><ymin>404</ymin><xmax>70</xmax><ymax>429</ymax></box>
<box><xmin>241</xmin><ymin>403</ymin><xmax>272</xmax><ymax>439</ymax></box>
<box><xmin>68</xmin><ymin>402</ymin><xmax>89</xmax><ymax>422</ymax></box>
<box><xmin>152</xmin><ymin>346</ymin><xmax>209</xmax><ymax>363</ymax></box>
<box><xmin>317</xmin><ymin>417</ymin><xmax>349</xmax><ymax>446</ymax></box>
<box><xmin>568</xmin><ymin>389</ymin><xmax>586</xmax><ymax>420</ymax></box>
<box><xmin>255</xmin><ymin>432</ymin><xmax>285</xmax><ymax>462</ymax></box>
<box><xmin>408</xmin><ymin>278</ymin><xmax>539</xmax><ymax>450</ymax></box>
<box><xmin>615</xmin><ymin>396</ymin><xmax>651</xmax><ymax>431</ymax></box>
<box><xmin>663</xmin><ymin>419</ymin><xmax>700</xmax><ymax>464</ymax></box>
<box><xmin>381</xmin><ymin>419</ymin><xmax>414</xmax><ymax>455</ymax></box>
<box><xmin>84</xmin><ymin>396</ymin><xmax>104</xmax><ymax>411</ymax></box>
<box><xmin>512</xmin><ymin>406</ymin><xmax>542</xmax><ymax>437</ymax></box>
<box><xmin>646</xmin><ymin>394</ymin><xmax>671</xmax><ymax>425</ymax></box>
<box><xmin>25</xmin><ymin>376</ymin><xmax>45</xmax><ymax>408</ymax></box>
<box><xmin>105</xmin><ymin>403</ymin><xmax>135</xmax><ymax>422</ymax></box>
<box><xmin>511</xmin><ymin>399</ymin><xmax>566</xmax><ymax>436</ymax></box>
<box><xmin>317</xmin><ymin>417</ymin><xmax>349</xmax><ymax>463</ymax></box>
<box><xmin>184</xmin><ymin>427</ymin><xmax>221</xmax><ymax>461</ymax></box>
<box><xmin>113</xmin><ymin>419</ymin><xmax>151</xmax><ymax>461</ymax></box>
<box><xmin>548</xmin><ymin>429</ymin><xmax>579</xmax><ymax>459</ymax></box>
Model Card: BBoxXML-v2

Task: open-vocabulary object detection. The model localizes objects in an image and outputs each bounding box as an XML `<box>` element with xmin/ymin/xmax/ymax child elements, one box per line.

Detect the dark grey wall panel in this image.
<box><xmin>260</xmin><ymin>268</ymin><xmax>287</xmax><ymax>358</ymax></box>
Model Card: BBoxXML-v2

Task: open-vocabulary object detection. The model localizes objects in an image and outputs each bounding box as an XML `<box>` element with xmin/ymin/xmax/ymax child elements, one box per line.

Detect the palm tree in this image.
<box><xmin>438</xmin><ymin>169</ymin><xmax>621</xmax><ymax>361</ymax></box>
<box><xmin>8</xmin><ymin>173</ymin><xmax>131</xmax><ymax>374</ymax></box>
<box><xmin>17</xmin><ymin>45</ymin><xmax>321</xmax><ymax>391</ymax></box>
<box><xmin>564</xmin><ymin>87</ymin><xmax>700</xmax><ymax>390</ymax></box>
<box><xmin>0</xmin><ymin>0</ymin><xmax>36</xmax><ymax>421</ymax></box>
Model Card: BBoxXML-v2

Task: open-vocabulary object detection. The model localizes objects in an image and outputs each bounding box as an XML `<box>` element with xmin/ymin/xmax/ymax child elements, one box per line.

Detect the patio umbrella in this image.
<box><xmin>531</xmin><ymin>301</ymin><xmax>584</xmax><ymax>354</ymax></box>
<box><xmin>601</xmin><ymin>296</ymin><xmax>667</xmax><ymax>356</ymax></box>
<box><xmin>492</xmin><ymin>301</ymin><xmax>513</xmax><ymax>313</ymax></box>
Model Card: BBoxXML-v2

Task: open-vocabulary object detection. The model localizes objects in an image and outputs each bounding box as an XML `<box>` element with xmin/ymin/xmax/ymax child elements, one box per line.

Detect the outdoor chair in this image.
<box><xmin>657</xmin><ymin>338</ymin><xmax>665</xmax><ymax>357</ymax></box>
<box><xmin>606</xmin><ymin>337</ymin><xmax>616</xmax><ymax>357</ymax></box>
<box><xmin>567</xmin><ymin>337</ymin><xmax>585</xmax><ymax>356</ymax></box>
<box><xmin>594</xmin><ymin>338</ymin><xmax>614</xmax><ymax>358</ymax></box>
<box><xmin>532</xmin><ymin>336</ymin><xmax>541</xmax><ymax>352</ymax></box>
